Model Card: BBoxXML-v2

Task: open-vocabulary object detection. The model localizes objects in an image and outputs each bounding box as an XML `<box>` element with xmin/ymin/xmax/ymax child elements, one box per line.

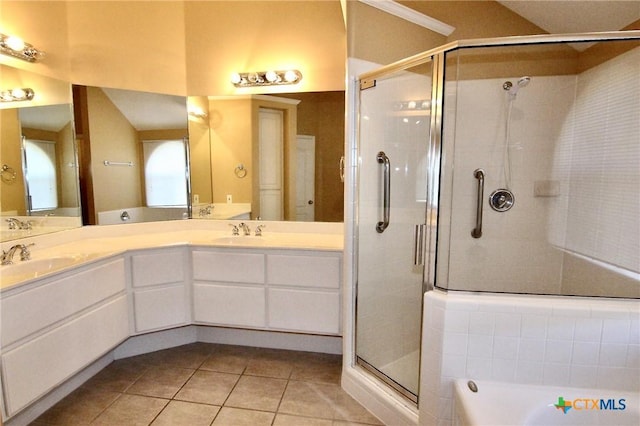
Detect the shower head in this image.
<box><xmin>503</xmin><ymin>76</ymin><xmax>531</xmax><ymax>97</ymax></box>
<box><xmin>516</xmin><ymin>76</ymin><xmax>531</xmax><ymax>88</ymax></box>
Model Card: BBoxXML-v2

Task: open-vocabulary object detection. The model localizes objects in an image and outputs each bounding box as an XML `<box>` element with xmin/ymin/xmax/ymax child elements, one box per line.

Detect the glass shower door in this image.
<box><xmin>355</xmin><ymin>61</ymin><xmax>433</xmax><ymax>402</ymax></box>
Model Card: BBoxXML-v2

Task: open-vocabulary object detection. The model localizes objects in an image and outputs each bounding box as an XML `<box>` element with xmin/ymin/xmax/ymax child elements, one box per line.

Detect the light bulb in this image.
<box><xmin>284</xmin><ymin>70</ymin><xmax>299</xmax><ymax>83</ymax></box>
<box><xmin>4</xmin><ymin>35</ymin><xmax>25</xmax><ymax>52</ymax></box>
<box><xmin>230</xmin><ymin>72</ymin><xmax>242</xmax><ymax>84</ymax></box>
<box><xmin>265</xmin><ymin>71</ymin><xmax>278</xmax><ymax>82</ymax></box>
<box><xmin>11</xmin><ymin>88</ymin><xmax>26</xmax><ymax>99</ymax></box>
<box><xmin>407</xmin><ymin>101</ymin><xmax>417</xmax><ymax>109</ymax></box>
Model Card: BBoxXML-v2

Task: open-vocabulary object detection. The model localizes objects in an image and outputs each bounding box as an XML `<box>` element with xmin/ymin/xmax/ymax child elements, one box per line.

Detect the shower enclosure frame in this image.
<box><xmin>352</xmin><ymin>30</ymin><xmax>640</xmax><ymax>407</ymax></box>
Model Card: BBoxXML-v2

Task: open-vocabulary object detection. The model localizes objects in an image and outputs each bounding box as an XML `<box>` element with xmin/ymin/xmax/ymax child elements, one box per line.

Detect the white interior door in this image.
<box><xmin>259</xmin><ymin>108</ymin><xmax>283</xmax><ymax>220</ymax></box>
<box><xmin>296</xmin><ymin>135</ymin><xmax>315</xmax><ymax>221</ymax></box>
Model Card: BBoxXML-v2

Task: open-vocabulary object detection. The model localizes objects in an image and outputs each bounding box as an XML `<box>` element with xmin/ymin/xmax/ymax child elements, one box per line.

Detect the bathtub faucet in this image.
<box><xmin>1</xmin><ymin>243</ymin><xmax>34</xmax><ymax>265</ymax></box>
<box><xmin>6</xmin><ymin>218</ymin><xmax>33</xmax><ymax>230</ymax></box>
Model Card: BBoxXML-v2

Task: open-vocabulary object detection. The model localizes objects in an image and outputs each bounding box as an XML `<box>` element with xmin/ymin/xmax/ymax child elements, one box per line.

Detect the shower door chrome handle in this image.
<box><xmin>376</xmin><ymin>151</ymin><xmax>390</xmax><ymax>233</ymax></box>
<box><xmin>471</xmin><ymin>168</ymin><xmax>485</xmax><ymax>238</ymax></box>
<box><xmin>414</xmin><ymin>224</ymin><xmax>425</xmax><ymax>265</ymax></box>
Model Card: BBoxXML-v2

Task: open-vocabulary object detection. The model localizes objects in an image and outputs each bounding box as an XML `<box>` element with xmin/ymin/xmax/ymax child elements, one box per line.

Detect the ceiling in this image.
<box><xmin>19</xmin><ymin>104</ymin><xmax>73</xmax><ymax>132</ymax></box>
<box><xmin>102</xmin><ymin>88</ymin><xmax>187</xmax><ymax>131</ymax></box>
<box><xmin>498</xmin><ymin>1</ymin><xmax>640</xmax><ymax>33</ymax></box>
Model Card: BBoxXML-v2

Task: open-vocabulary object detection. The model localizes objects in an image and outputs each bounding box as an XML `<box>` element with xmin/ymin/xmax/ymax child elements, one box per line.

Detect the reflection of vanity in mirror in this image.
<box><xmin>76</xmin><ymin>87</ymin><xmax>345</xmax><ymax>225</ymax></box>
<box><xmin>190</xmin><ymin>91</ymin><xmax>345</xmax><ymax>223</ymax></box>
<box><xmin>73</xmin><ymin>85</ymin><xmax>191</xmax><ymax>225</ymax></box>
<box><xmin>0</xmin><ymin>65</ymin><xmax>82</xmax><ymax>242</ymax></box>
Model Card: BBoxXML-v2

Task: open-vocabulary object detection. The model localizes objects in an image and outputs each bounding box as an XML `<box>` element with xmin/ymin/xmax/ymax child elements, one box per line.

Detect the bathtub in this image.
<box><xmin>453</xmin><ymin>379</ymin><xmax>639</xmax><ymax>426</ymax></box>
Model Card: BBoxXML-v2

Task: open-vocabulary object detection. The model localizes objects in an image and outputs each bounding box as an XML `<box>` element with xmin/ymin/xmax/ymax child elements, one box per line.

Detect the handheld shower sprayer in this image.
<box><xmin>503</xmin><ymin>76</ymin><xmax>531</xmax><ymax>98</ymax></box>
<box><xmin>500</xmin><ymin>76</ymin><xmax>531</xmax><ymax>192</ymax></box>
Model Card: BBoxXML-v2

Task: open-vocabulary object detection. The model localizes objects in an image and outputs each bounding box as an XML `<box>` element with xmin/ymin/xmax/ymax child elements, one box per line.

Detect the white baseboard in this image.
<box><xmin>196</xmin><ymin>326</ymin><xmax>342</xmax><ymax>354</ymax></box>
<box><xmin>113</xmin><ymin>325</ymin><xmax>198</xmax><ymax>359</ymax></box>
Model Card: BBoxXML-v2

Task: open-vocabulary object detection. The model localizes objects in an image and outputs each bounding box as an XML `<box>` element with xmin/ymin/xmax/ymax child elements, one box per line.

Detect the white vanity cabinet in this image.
<box><xmin>0</xmin><ymin>258</ymin><xmax>129</xmax><ymax>416</ymax></box>
<box><xmin>130</xmin><ymin>247</ymin><xmax>190</xmax><ymax>333</ymax></box>
<box><xmin>191</xmin><ymin>247</ymin><xmax>342</xmax><ymax>335</ymax></box>
<box><xmin>192</xmin><ymin>249</ymin><xmax>267</xmax><ymax>328</ymax></box>
<box><xmin>266</xmin><ymin>253</ymin><xmax>342</xmax><ymax>335</ymax></box>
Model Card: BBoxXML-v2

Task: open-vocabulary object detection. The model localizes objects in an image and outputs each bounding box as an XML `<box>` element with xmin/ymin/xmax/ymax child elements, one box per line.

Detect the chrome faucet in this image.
<box><xmin>6</xmin><ymin>218</ymin><xmax>33</xmax><ymax>230</ymax></box>
<box><xmin>199</xmin><ymin>204</ymin><xmax>213</xmax><ymax>217</ymax></box>
<box><xmin>255</xmin><ymin>225</ymin><xmax>266</xmax><ymax>236</ymax></box>
<box><xmin>238</xmin><ymin>222</ymin><xmax>251</xmax><ymax>236</ymax></box>
<box><xmin>1</xmin><ymin>243</ymin><xmax>34</xmax><ymax>265</ymax></box>
<box><xmin>229</xmin><ymin>223</ymin><xmax>240</xmax><ymax>236</ymax></box>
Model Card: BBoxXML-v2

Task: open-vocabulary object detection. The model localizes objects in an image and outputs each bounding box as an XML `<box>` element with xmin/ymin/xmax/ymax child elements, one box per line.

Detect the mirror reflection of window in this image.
<box><xmin>143</xmin><ymin>139</ymin><xmax>187</xmax><ymax>207</ymax></box>
<box><xmin>23</xmin><ymin>139</ymin><xmax>58</xmax><ymax>211</ymax></box>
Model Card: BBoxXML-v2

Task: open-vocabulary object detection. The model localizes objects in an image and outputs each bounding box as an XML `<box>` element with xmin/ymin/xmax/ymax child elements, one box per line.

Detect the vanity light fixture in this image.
<box><xmin>0</xmin><ymin>33</ymin><xmax>44</xmax><ymax>62</ymax></box>
<box><xmin>0</xmin><ymin>88</ymin><xmax>35</xmax><ymax>102</ymax></box>
<box><xmin>231</xmin><ymin>69</ymin><xmax>302</xmax><ymax>87</ymax></box>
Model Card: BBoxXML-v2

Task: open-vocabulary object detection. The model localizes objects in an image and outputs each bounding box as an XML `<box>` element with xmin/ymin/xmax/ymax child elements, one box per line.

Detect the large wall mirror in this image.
<box><xmin>73</xmin><ymin>85</ymin><xmax>190</xmax><ymax>225</ymax></box>
<box><xmin>2</xmin><ymin>78</ymin><xmax>344</xmax><ymax>240</ymax></box>
<box><xmin>76</xmin><ymin>86</ymin><xmax>344</xmax><ymax>226</ymax></box>
<box><xmin>1</xmin><ymin>65</ymin><xmax>81</xmax><ymax>242</ymax></box>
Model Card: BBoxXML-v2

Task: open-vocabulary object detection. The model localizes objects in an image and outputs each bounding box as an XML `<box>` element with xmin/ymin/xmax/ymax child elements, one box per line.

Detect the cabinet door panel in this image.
<box><xmin>133</xmin><ymin>285</ymin><xmax>188</xmax><ymax>332</ymax></box>
<box><xmin>192</xmin><ymin>251</ymin><xmax>264</xmax><ymax>283</ymax></box>
<box><xmin>132</xmin><ymin>249</ymin><xmax>186</xmax><ymax>288</ymax></box>
<box><xmin>267</xmin><ymin>254</ymin><xmax>340</xmax><ymax>289</ymax></box>
<box><xmin>193</xmin><ymin>283</ymin><xmax>265</xmax><ymax>328</ymax></box>
<box><xmin>1</xmin><ymin>259</ymin><xmax>126</xmax><ymax>347</ymax></box>
<box><xmin>267</xmin><ymin>289</ymin><xmax>340</xmax><ymax>334</ymax></box>
<box><xmin>1</xmin><ymin>296</ymin><xmax>129</xmax><ymax>416</ymax></box>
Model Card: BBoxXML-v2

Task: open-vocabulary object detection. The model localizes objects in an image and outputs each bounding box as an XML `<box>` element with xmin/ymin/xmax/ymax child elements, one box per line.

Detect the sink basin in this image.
<box><xmin>1</xmin><ymin>254</ymin><xmax>102</xmax><ymax>286</ymax></box>
<box><xmin>210</xmin><ymin>236</ymin><xmax>267</xmax><ymax>245</ymax></box>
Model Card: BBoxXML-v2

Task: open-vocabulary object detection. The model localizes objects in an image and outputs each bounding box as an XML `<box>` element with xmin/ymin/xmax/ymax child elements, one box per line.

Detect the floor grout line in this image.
<box><xmin>33</xmin><ymin>344</ymin><xmax>381</xmax><ymax>426</ymax></box>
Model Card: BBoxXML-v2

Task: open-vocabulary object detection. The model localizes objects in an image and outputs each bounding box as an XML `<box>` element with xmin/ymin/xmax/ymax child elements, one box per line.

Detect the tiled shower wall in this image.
<box><xmin>440</xmin><ymin>73</ymin><xmax>576</xmax><ymax>294</ymax></box>
<box><xmin>438</xmin><ymin>46</ymin><xmax>639</xmax><ymax>296</ymax></box>
<box><xmin>419</xmin><ymin>290</ymin><xmax>640</xmax><ymax>426</ymax></box>
<box><xmin>559</xmin><ymin>46</ymin><xmax>640</xmax><ymax>278</ymax></box>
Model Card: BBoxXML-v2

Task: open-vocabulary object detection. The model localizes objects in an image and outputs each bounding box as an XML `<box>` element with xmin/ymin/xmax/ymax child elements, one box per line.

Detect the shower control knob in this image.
<box><xmin>489</xmin><ymin>189</ymin><xmax>514</xmax><ymax>212</ymax></box>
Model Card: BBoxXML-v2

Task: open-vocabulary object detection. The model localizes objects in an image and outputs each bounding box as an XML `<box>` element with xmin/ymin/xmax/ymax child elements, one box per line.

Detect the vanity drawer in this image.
<box><xmin>131</xmin><ymin>248</ymin><xmax>186</xmax><ymax>288</ymax></box>
<box><xmin>193</xmin><ymin>283</ymin><xmax>265</xmax><ymax>328</ymax></box>
<box><xmin>267</xmin><ymin>288</ymin><xmax>340</xmax><ymax>334</ymax></box>
<box><xmin>266</xmin><ymin>254</ymin><xmax>341</xmax><ymax>289</ymax></box>
<box><xmin>133</xmin><ymin>284</ymin><xmax>189</xmax><ymax>333</ymax></box>
<box><xmin>1</xmin><ymin>258</ymin><xmax>126</xmax><ymax>347</ymax></box>
<box><xmin>2</xmin><ymin>295</ymin><xmax>128</xmax><ymax>416</ymax></box>
<box><xmin>192</xmin><ymin>250</ymin><xmax>265</xmax><ymax>283</ymax></box>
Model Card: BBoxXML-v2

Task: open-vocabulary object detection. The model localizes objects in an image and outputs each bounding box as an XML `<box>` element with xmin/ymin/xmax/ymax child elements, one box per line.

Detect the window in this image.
<box><xmin>24</xmin><ymin>139</ymin><xmax>58</xmax><ymax>210</ymax></box>
<box><xmin>142</xmin><ymin>139</ymin><xmax>187</xmax><ymax>207</ymax></box>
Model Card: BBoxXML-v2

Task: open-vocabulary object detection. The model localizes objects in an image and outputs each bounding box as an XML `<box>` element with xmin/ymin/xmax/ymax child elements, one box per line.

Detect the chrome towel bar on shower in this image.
<box><xmin>376</xmin><ymin>151</ymin><xmax>390</xmax><ymax>233</ymax></box>
<box><xmin>471</xmin><ymin>168</ymin><xmax>484</xmax><ymax>238</ymax></box>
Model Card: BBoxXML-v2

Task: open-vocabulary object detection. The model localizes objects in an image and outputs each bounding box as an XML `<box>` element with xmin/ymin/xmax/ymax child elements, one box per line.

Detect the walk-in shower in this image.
<box><xmin>352</xmin><ymin>31</ymin><xmax>640</xmax><ymax>410</ymax></box>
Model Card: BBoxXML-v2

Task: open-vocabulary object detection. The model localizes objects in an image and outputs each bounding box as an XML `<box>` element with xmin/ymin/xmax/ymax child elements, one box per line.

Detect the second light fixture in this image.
<box><xmin>231</xmin><ymin>70</ymin><xmax>302</xmax><ymax>87</ymax></box>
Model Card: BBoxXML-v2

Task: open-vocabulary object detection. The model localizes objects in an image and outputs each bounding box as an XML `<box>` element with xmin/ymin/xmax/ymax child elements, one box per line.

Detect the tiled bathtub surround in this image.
<box><xmin>420</xmin><ymin>290</ymin><xmax>640</xmax><ymax>425</ymax></box>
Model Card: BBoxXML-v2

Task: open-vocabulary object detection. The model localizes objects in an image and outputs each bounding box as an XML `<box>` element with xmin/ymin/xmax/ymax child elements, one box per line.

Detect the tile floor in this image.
<box><xmin>33</xmin><ymin>343</ymin><xmax>383</xmax><ymax>425</ymax></box>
